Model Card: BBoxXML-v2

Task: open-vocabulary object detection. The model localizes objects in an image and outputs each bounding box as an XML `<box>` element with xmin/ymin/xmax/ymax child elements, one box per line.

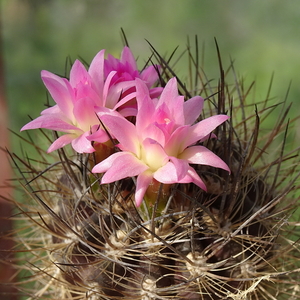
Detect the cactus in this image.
<box><xmin>6</xmin><ymin>39</ymin><xmax>300</xmax><ymax>299</ymax></box>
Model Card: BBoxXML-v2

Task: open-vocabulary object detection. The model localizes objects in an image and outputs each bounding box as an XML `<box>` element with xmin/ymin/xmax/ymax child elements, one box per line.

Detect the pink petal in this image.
<box><xmin>47</xmin><ymin>133</ymin><xmax>77</xmax><ymax>153</ymax></box>
<box><xmin>69</xmin><ymin>60</ymin><xmax>91</xmax><ymax>88</ymax></box>
<box><xmin>21</xmin><ymin>114</ymin><xmax>78</xmax><ymax>132</ymax></box>
<box><xmin>113</xmin><ymin>89</ymin><xmax>136</xmax><ymax>111</ymax></box>
<box><xmin>140</xmin><ymin>65</ymin><xmax>160</xmax><ymax>87</ymax></box>
<box><xmin>155</xmin><ymin>94</ymin><xmax>184</xmax><ymax>127</ymax></box>
<box><xmin>183</xmin><ymin>96</ymin><xmax>204</xmax><ymax>125</ymax></box>
<box><xmin>199</xmin><ymin>132</ymin><xmax>217</xmax><ymax>143</ymax></box>
<box><xmin>120</xmin><ymin>46</ymin><xmax>138</xmax><ymax>70</ymax></box>
<box><xmin>71</xmin><ymin>131</ymin><xmax>95</xmax><ymax>153</ymax></box>
<box><xmin>170</xmin><ymin>96</ymin><xmax>185</xmax><ymax>125</ymax></box>
<box><xmin>104</xmin><ymin>54</ymin><xmax>118</xmax><ymax>72</ymax></box>
<box><xmin>187</xmin><ymin>115</ymin><xmax>229</xmax><ymax>145</ymax></box>
<box><xmin>100</xmin><ymin>113</ymin><xmax>140</xmax><ymax>155</ymax></box>
<box><xmin>92</xmin><ymin>152</ymin><xmax>148</xmax><ymax>183</ymax></box>
<box><xmin>154</xmin><ymin>103</ymin><xmax>171</xmax><ymax>124</ymax></box>
<box><xmin>179</xmin><ymin>146</ymin><xmax>230</xmax><ymax>172</ymax></box>
<box><xmin>149</xmin><ymin>87</ymin><xmax>163</xmax><ymax>99</ymax></box>
<box><xmin>41</xmin><ymin>71</ymin><xmax>75</xmax><ymax>120</ymax></box>
<box><xmin>87</xmin><ymin>127</ymin><xmax>109</xmax><ymax>144</ymax></box>
<box><xmin>169</xmin><ymin>156</ymin><xmax>189</xmax><ymax>180</ymax></box>
<box><xmin>104</xmin><ymin>78</ymin><xmax>136</xmax><ymax>111</ymax></box>
<box><xmin>117</xmin><ymin>106</ymin><xmax>137</xmax><ymax>118</ymax></box>
<box><xmin>156</xmin><ymin>158</ymin><xmax>189</xmax><ymax>183</ymax></box>
<box><xmin>73</xmin><ymin>97</ymin><xmax>99</xmax><ymax>131</ymax></box>
<box><xmin>135</xmin><ymin>171</ymin><xmax>153</xmax><ymax>207</ymax></box>
<box><xmin>164</xmin><ymin>126</ymin><xmax>190</xmax><ymax>156</ymax></box>
<box><xmin>185</xmin><ymin>167</ymin><xmax>207</xmax><ymax>191</ymax></box>
<box><xmin>88</xmin><ymin>49</ymin><xmax>105</xmax><ymax>95</ymax></box>
<box><xmin>153</xmin><ymin>161</ymin><xmax>207</xmax><ymax>192</ymax></box>
<box><xmin>102</xmin><ymin>71</ymin><xmax>117</xmax><ymax>107</ymax></box>
<box><xmin>157</xmin><ymin>77</ymin><xmax>178</xmax><ymax>107</ymax></box>
<box><xmin>75</xmin><ymin>82</ymin><xmax>101</xmax><ymax>105</ymax></box>
<box><xmin>135</xmin><ymin>79</ymin><xmax>156</xmax><ymax>130</ymax></box>
<box><xmin>140</xmin><ymin>123</ymin><xmax>166</xmax><ymax>146</ymax></box>
<box><xmin>153</xmin><ymin>161</ymin><xmax>183</xmax><ymax>183</ymax></box>
<box><xmin>91</xmin><ymin>152</ymin><xmax>118</xmax><ymax>174</ymax></box>
<box><xmin>135</xmin><ymin>77</ymin><xmax>151</xmax><ymax>99</ymax></box>
<box><xmin>40</xmin><ymin>104</ymin><xmax>63</xmax><ymax>116</ymax></box>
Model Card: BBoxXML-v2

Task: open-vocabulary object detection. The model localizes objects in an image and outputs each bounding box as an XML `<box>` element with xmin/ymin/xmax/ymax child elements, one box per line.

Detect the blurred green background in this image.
<box><xmin>1</xmin><ymin>0</ymin><xmax>300</xmax><ymax>153</ymax></box>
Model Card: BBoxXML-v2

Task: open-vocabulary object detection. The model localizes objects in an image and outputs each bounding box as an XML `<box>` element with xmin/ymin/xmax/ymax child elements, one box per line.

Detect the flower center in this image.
<box><xmin>164</xmin><ymin>117</ymin><xmax>171</xmax><ymax>124</ymax></box>
<box><xmin>139</xmin><ymin>141</ymin><xmax>168</xmax><ymax>172</ymax></box>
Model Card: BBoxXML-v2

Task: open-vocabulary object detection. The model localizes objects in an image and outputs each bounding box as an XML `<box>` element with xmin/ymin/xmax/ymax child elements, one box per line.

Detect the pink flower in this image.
<box><xmin>21</xmin><ymin>47</ymin><xmax>161</xmax><ymax>153</ymax></box>
<box><xmin>105</xmin><ymin>46</ymin><xmax>161</xmax><ymax>93</ymax></box>
<box><xmin>103</xmin><ymin>46</ymin><xmax>162</xmax><ymax>116</ymax></box>
<box><xmin>92</xmin><ymin>78</ymin><xmax>230</xmax><ymax>207</ymax></box>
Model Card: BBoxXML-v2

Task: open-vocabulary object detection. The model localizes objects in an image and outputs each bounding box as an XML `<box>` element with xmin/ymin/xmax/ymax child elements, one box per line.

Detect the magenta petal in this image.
<box><xmin>47</xmin><ymin>133</ymin><xmax>76</xmax><ymax>153</ymax></box>
<box><xmin>105</xmin><ymin>54</ymin><xmax>118</xmax><ymax>72</ymax></box>
<box><xmin>180</xmin><ymin>146</ymin><xmax>230</xmax><ymax>172</ymax></box>
<box><xmin>135</xmin><ymin>171</ymin><xmax>153</xmax><ymax>207</ymax></box>
<box><xmin>92</xmin><ymin>152</ymin><xmax>148</xmax><ymax>183</ymax></box>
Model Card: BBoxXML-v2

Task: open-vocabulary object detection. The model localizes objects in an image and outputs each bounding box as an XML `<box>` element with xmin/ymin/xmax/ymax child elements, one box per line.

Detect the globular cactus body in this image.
<box><xmin>5</xmin><ymin>40</ymin><xmax>300</xmax><ymax>300</ymax></box>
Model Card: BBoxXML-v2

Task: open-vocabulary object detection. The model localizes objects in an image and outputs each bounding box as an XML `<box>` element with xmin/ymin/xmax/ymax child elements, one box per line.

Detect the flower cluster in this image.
<box><xmin>21</xmin><ymin>46</ymin><xmax>230</xmax><ymax>207</ymax></box>
<box><xmin>21</xmin><ymin>47</ymin><xmax>161</xmax><ymax>153</ymax></box>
